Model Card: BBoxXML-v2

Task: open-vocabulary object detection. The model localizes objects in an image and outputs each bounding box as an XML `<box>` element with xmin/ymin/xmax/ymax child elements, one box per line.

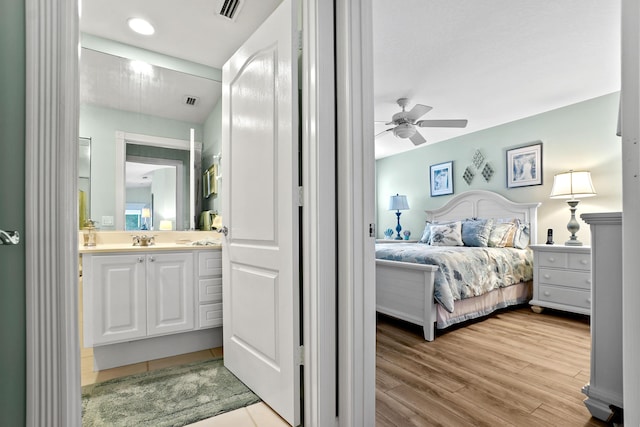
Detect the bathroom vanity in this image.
<box><xmin>80</xmin><ymin>231</ymin><xmax>222</xmax><ymax>370</ymax></box>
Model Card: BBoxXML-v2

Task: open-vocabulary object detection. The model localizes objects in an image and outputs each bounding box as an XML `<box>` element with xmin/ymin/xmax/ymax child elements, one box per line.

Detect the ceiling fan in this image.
<box><xmin>375</xmin><ymin>98</ymin><xmax>468</xmax><ymax>146</ymax></box>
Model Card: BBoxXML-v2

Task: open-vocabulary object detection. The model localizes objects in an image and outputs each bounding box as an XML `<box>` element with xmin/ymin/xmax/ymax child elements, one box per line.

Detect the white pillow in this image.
<box><xmin>429</xmin><ymin>221</ymin><xmax>464</xmax><ymax>246</ymax></box>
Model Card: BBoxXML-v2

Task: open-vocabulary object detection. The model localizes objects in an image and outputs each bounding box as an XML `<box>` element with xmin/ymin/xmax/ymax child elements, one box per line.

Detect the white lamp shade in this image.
<box><xmin>141</xmin><ymin>208</ymin><xmax>151</xmax><ymax>218</ymax></box>
<box><xmin>388</xmin><ymin>194</ymin><xmax>410</xmax><ymax>211</ymax></box>
<box><xmin>549</xmin><ymin>170</ymin><xmax>596</xmax><ymax>199</ymax></box>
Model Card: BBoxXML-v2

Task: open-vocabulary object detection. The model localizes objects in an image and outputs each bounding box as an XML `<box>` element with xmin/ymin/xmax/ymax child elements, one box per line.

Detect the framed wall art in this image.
<box><xmin>430</xmin><ymin>161</ymin><xmax>454</xmax><ymax>196</ymax></box>
<box><xmin>506</xmin><ymin>142</ymin><xmax>543</xmax><ymax>188</ymax></box>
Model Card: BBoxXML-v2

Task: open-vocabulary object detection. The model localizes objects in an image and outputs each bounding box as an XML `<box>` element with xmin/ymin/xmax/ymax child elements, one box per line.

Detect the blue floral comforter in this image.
<box><xmin>375</xmin><ymin>243</ymin><xmax>533</xmax><ymax>313</ymax></box>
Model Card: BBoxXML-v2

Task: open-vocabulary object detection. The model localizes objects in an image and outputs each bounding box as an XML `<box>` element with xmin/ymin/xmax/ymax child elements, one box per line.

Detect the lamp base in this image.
<box><xmin>564</xmin><ymin>239</ymin><xmax>583</xmax><ymax>246</ymax></box>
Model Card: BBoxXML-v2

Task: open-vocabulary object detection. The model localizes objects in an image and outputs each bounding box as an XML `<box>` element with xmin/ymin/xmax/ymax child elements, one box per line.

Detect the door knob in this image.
<box><xmin>220</xmin><ymin>226</ymin><xmax>228</xmax><ymax>237</ymax></box>
<box><xmin>0</xmin><ymin>230</ymin><xmax>19</xmax><ymax>245</ymax></box>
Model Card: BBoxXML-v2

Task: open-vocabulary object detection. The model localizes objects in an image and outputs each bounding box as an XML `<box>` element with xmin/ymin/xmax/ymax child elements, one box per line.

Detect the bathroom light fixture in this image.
<box><xmin>127</xmin><ymin>17</ymin><xmax>155</xmax><ymax>35</ymax></box>
<box><xmin>549</xmin><ymin>170</ymin><xmax>596</xmax><ymax>246</ymax></box>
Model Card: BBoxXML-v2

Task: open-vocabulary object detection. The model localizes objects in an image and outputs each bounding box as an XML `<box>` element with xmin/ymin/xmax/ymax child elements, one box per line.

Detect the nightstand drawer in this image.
<box><xmin>567</xmin><ymin>253</ymin><xmax>591</xmax><ymax>271</ymax></box>
<box><xmin>538</xmin><ymin>268</ymin><xmax>591</xmax><ymax>290</ymax></box>
<box><xmin>538</xmin><ymin>285</ymin><xmax>591</xmax><ymax>309</ymax></box>
<box><xmin>537</xmin><ymin>252</ymin><xmax>568</xmax><ymax>268</ymax></box>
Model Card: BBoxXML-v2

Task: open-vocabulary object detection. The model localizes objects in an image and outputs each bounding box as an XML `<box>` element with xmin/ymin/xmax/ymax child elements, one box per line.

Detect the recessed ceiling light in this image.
<box><xmin>127</xmin><ymin>18</ymin><xmax>155</xmax><ymax>35</ymax></box>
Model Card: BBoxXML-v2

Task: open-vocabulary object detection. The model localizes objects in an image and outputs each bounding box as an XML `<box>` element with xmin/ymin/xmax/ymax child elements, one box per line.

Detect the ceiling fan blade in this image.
<box><xmin>416</xmin><ymin>119</ymin><xmax>468</xmax><ymax>128</ymax></box>
<box><xmin>409</xmin><ymin>130</ymin><xmax>426</xmax><ymax>145</ymax></box>
<box><xmin>375</xmin><ymin>128</ymin><xmax>394</xmax><ymax>138</ymax></box>
<box><xmin>405</xmin><ymin>104</ymin><xmax>433</xmax><ymax>122</ymax></box>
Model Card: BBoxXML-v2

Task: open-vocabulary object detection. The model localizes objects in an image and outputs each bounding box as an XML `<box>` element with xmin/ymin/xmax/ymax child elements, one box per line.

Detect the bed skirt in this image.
<box><xmin>436</xmin><ymin>281</ymin><xmax>532</xmax><ymax>329</ymax></box>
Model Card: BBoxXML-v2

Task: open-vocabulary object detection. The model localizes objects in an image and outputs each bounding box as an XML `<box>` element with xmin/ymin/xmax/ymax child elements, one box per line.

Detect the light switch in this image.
<box><xmin>101</xmin><ymin>216</ymin><xmax>114</xmax><ymax>226</ymax></box>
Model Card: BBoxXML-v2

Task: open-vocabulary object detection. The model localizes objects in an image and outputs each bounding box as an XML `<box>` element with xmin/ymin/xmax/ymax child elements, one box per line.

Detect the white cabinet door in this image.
<box><xmin>146</xmin><ymin>252</ymin><xmax>195</xmax><ymax>336</ymax></box>
<box><xmin>91</xmin><ymin>254</ymin><xmax>146</xmax><ymax>345</ymax></box>
<box><xmin>222</xmin><ymin>0</ymin><xmax>300</xmax><ymax>424</ymax></box>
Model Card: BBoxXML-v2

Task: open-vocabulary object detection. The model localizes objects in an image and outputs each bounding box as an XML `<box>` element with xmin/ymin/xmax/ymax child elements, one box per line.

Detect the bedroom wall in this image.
<box><xmin>376</xmin><ymin>92</ymin><xmax>622</xmax><ymax>246</ymax></box>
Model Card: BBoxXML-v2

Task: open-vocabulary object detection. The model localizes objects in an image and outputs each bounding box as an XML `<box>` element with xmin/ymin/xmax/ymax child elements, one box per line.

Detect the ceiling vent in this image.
<box><xmin>216</xmin><ymin>0</ymin><xmax>243</xmax><ymax>21</ymax></box>
<box><xmin>183</xmin><ymin>95</ymin><xmax>200</xmax><ymax>106</ymax></box>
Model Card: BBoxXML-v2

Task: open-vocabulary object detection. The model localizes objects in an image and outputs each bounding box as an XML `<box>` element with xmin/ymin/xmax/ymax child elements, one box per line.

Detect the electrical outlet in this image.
<box><xmin>101</xmin><ymin>216</ymin><xmax>114</xmax><ymax>226</ymax></box>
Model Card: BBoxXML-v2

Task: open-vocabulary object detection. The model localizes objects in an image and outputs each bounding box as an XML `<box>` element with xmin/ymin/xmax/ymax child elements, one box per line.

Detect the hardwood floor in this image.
<box><xmin>376</xmin><ymin>307</ymin><xmax>611</xmax><ymax>427</ymax></box>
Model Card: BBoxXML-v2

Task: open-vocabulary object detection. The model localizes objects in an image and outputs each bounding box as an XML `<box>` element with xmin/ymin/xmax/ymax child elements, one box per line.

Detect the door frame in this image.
<box><xmin>24</xmin><ymin>0</ymin><xmax>373</xmax><ymax>426</ymax></box>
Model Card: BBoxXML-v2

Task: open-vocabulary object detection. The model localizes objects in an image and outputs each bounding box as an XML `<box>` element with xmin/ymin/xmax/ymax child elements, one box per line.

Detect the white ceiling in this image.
<box><xmin>79</xmin><ymin>0</ymin><xmax>621</xmax><ymax>159</ymax></box>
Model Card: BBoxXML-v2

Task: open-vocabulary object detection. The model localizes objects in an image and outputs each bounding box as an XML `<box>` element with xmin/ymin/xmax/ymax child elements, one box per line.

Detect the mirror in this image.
<box><xmin>78</xmin><ymin>137</ymin><xmax>91</xmax><ymax>228</ymax></box>
<box><xmin>79</xmin><ymin>45</ymin><xmax>222</xmax><ymax>230</ymax></box>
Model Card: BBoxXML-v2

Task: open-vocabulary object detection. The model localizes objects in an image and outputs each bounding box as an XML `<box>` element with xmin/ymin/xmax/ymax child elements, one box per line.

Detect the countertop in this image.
<box><xmin>78</xmin><ymin>230</ymin><xmax>222</xmax><ymax>254</ymax></box>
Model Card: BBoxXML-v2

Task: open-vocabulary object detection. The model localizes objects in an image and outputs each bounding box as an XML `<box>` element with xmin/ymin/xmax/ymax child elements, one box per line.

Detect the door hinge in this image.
<box><xmin>369</xmin><ymin>223</ymin><xmax>376</xmax><ymax>237</ymax></box>
<box><xmin>296</xmin><ymin>345</ymin><xmax>304</xmax><ymax>365</ymax></box>
<box><xmin>297</xmin><ymin>186</ymin><xmax>304</xmax><ymax>207</ymax></box>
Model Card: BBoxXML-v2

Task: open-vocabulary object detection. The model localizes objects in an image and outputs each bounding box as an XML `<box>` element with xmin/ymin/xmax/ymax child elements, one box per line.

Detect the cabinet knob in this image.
<box><xmin>137</xmin><ymin>257</ymin><xmax>144</xmax><ymax>263</ymax></box>
<box><xmin>580</xmin><ymin>259</ymin><xmax>588</xmax><ymax>265</ymax></box>
<box><xmin>543</xmin><ymin>291</ymin><xmax>551</xmax><ymax>297</ymax></box>
<box><xmin>149</xmin><ymin>256</ymin><xmax>155</xmax><ymax>262</ymax></box>
<box><xmin>547</xmin><ymin>257</ymin><xmax>555</xmax><ymax>263</ymax></box>
<box><xmin>586</xmin><ymin>279</ymin><xmax>591</xmax><ymax>285</ymax></box>
<box><xmin>587</xmin><ymin>297</ymin><xmax>592</xmax><ymax>303</ymax></box>
<box><xmin>543</xmin><ymin>274</ymin><xmax>551</xmax><ymax>280</ymax></box>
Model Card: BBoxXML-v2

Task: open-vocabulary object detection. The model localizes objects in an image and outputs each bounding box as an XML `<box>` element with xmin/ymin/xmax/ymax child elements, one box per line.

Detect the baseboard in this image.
<box><xmin>92</xmin><ymin>327</ymin><xmax>222</xmax><ymax>370</ymax></box>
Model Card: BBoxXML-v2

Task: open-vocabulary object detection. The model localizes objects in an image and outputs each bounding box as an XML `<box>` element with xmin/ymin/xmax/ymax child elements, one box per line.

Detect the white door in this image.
<box><xmin>221</xmin><ymin>0</ymin><xmax>300</xmax><ymax>425</ymax></box>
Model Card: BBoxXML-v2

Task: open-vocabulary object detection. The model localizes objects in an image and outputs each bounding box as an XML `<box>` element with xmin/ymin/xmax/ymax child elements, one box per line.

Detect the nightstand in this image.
<box><xmin>375</xmin><ymin>239</ymin><xmax>419</xmax><ymax>243</ymax></box>
<box><xmin>529</xmin><ymin>244</ymin><xmax>591</xmax><ymax>315</ymax></box>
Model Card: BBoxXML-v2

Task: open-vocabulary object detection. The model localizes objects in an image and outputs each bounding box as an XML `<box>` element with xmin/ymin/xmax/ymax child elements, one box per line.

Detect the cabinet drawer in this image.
<box><xmin>538</xmin><ymin>268</ymin><xmax>591</xmax><ymax>290</ymax></box>
<box><xmin>567</xmin><ymin>253</ymin><xmax>591</xmax><ymax>271</ymax></box>
<box><xmin>538</xmin><ymin>285</ymin><xmax>591</xmax><ymax>309</ymax></box>
<box><xmin>199</xmin><ymin>303</ymin><xmax>222</xmax><ymax>328</ymax></box>
<box><xmin>198</xmin><ymin>251</ymin><xmax>222</xmax><ymax>276</ymax></box>
<box><xmin>199</xmin><ymin>278</ymin><xmax>222</xmax><ymax>303</ymax></box>
<box><xmin>537</xmin><ymin>252</ymin><xmax>568</xmax><ymax>268</ymax></box>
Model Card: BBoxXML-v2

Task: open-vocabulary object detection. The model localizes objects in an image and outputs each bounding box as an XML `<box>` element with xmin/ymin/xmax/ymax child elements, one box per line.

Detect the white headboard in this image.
<box><xmin>425</xmin><ymin>190</ymin><xmax>541</xmax><ymax>244</ymax></box>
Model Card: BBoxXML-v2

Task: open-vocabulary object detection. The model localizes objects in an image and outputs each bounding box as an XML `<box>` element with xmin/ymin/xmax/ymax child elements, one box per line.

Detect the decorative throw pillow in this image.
<box><xmin>461</xmin><ymin>218</ymin><xmax>494</xmax><ymax>247</ymax></box>
<box><xmin>513</xmin><ymin>221</ymin><xmax>531</xmax><ymax>249</ymax></box>
<box><xmin>488</xmin><ymin>221</ymin><xmax>516</xmax><ymax>248</ymax></box>
<box><xmin>419</xmin><ymin>222</ymin><xmax>432</xmax><ymax>243</ymax></box>
<box><xmin>429</xmin><ymin>221</ymin><xmax>464</xmax><ymax>246</ymax></box>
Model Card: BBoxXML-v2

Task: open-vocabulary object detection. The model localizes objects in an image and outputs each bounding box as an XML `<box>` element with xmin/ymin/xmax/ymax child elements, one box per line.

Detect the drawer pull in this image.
<box><xmin>137</xmin><ymin>257</ymin><xmax>144</xmax><ymax>263</ymax></box>
<box><xmin>543</xmin><ymin>291</ymin><xmax>551</xmax><ymax>297</ymax></box>
<box><xmin>543</xmin><ymin>274</ymin><xmax>551</xmax><ymax>280</ymax></box>
<box><xmin>587</xmin><ymin>297</ymin><xmax>592</xmax><ymax>303</ymax></box>
<box><xmin>547</xmin><ymin>257</ymin><xmax>556</xmax><ymax>263</ymax></box>
<box><xmin>580</xmin><ymin>259</ymin><xmax>588</xmax><ymax>265</ymax></box>
<box><xmin>586</xmin><ymin>279</ymin><xmax>591</xmax><ymax>285</ymax></box>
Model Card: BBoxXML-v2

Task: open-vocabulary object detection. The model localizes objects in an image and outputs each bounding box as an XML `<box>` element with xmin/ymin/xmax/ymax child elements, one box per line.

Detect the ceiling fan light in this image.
<box><xmin>393</xmin><ymin>123</ymin><xmax>416</xmax><ymax>139</ymax></box>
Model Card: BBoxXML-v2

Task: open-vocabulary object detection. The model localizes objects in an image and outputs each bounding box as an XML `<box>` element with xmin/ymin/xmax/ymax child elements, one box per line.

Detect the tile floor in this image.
<box><xmin>80</xmin><ymin>277</ymin><xmax>288</xmax><ymax>427</ymax></box>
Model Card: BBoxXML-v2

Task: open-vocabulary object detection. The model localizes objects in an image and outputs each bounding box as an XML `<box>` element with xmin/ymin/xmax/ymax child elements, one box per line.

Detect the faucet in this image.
<box><xmin>0</xmin><ymin>230</ymin><xmax>20</xmax><ymax>245</ymax></box>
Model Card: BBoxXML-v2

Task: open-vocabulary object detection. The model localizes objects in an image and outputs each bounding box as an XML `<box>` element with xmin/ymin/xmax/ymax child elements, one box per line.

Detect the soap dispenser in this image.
<box><xmin>83</xmin><ymin>219</ymin><xmax>97</xmax><ymax>247</ymax></box>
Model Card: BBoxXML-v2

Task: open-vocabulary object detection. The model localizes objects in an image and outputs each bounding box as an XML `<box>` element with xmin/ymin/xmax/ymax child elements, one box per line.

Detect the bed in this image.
<box><xmin>375</xmin><ymin>190</ymin><xmax>540</xmax><ymax>341</ymax></box>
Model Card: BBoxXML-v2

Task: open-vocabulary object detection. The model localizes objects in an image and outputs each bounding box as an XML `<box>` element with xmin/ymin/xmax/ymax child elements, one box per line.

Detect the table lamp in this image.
<box><xmin>141</xmin><ymin>208</ymin><xmax>151</xmax><ymax>230</ymax></box>
<box><xmin>549</xmin><ymin>170</ymin><xmax>596</xmax><ymax>246</ymax></box>
<box><xmin>388</xmin><ymin>194</ymin><xmax>410</xmax><ymax>240</ymax></box>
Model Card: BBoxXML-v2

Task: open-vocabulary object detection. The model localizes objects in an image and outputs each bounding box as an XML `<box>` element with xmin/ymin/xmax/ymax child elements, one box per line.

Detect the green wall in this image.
<box><xmin>376</xmin><ymin>93</ymin><xmax>622</xmax><ymax>245</ymax></box>
<box><xmin>201</xmin><ymin>98</ymin><xmax>223</xmax><ymax>213</ymax></box>
<box><xmin>0</xmin><ymin>1</ymin><xmax>26</xmax><ymax>424</ymax></box>
<box><xmin>79</xmin><ymin>104</ymin><xmax>203</xmax><ymax>229</ymax></box>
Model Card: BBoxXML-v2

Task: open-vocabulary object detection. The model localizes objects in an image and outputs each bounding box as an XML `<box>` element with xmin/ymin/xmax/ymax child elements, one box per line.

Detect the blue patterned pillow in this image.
<box><xmin>430</xmin><ymin>221</ymin><xmax>464</xmax><ymax>246</ymax></box>
<box><xmin>461</xmin><ymin>218</ymin><xmax>494</xmax><ymax>247</ymax></box>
